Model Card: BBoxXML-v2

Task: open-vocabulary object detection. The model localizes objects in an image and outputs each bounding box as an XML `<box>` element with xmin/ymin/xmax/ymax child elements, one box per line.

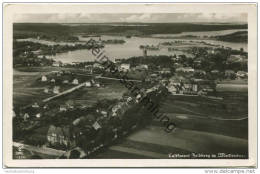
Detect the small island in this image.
<box><xmin>101</xmin><ymin>39</ymin><xmax>126</xmax><ymax>44</ymax></box>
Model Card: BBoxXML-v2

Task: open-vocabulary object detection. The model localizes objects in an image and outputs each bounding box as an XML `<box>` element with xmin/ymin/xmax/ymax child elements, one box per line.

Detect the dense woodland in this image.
<box><xmin>214</xmin><ymin>31</ymin><xmax>248</xmax><ymax>43</ymax></box>
<box><xmin>14</xmin><ymin>23</ymin><xmax>248</xmax><ymax>39</ymax></box>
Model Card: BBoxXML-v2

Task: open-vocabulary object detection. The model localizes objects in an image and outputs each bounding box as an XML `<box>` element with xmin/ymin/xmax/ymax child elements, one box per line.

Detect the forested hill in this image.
<box><xmin>214</xmin><ymin>31</ymin><xmax>248</xmax><ymax>43</ymax></box>
<box><xmin>14</xmin><ymin>23</ymin><xmax>248</xmax><ymax>37</ymax></box>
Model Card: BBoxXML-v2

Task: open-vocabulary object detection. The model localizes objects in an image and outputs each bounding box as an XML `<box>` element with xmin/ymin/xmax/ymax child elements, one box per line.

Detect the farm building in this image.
<box><xmin>85</xmin><ymin>81</ymin><xmax>92</xmax><ymax>87</ymax></box>
<box><xmin>63</xmin><ymin>80</ymin><xmax>69</xmax><ymax>84</ymax></box>
<box><xmin>41</xmin><ymin>75</ymin><xmax>47</xmax><ymax>82</ymax></box>
<box><xmin>32</xmin><ymin>102</ymin><xmax>39</xmax><ymax>108</ymax></box>
<box><xmin>120</xmin><ymin>64</ymin><xmax>130</xmax><ymax>72</ymax></box>
<box><xmin>72</xmin><ymin>79</ymin><xmax>79</xmax><ymax>85</ymax></box>
<box><xmin>60</xmin><ymin>105</ymin><xmax>67</xmax><ymax>112</ymax></box>
<box><xmin>53</xmin><ymin>86</ymin><xmax>60</xmax><ymax>94</ymax></box>
<box><xmin>43</xmin><ymin>88</ymin><xmax>49</xmax><ymax>93</ymax></box>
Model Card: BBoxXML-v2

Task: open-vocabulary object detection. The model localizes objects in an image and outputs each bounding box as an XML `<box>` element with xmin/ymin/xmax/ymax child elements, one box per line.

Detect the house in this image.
<box><xmin>101</xmin><ymin>110</ymin><xmax>108</xmax><ymax>117</ymax></box>
<box><xmin>36</xmin><ymin>113</ymin><xmax>41</xmax><ymax>118</ymax></box>
<box><xmin>32</xmin><ymin>102</ymin><xmax>39</xmax><ymax>108</ymax></box>
<box><xmin>236</xmin><ymin>71</ymin><xmax>247</xmax><ymax>78</ymax></box>
<box><xmin>43</xmin><ymin>105</ymin><xmax>48</xmax><ymax>109</ymax></box>
<box><xmin>37</xmin><ymin>55</ymin><xmax>44</xmax><ymax>59</ymax></box>
<box><xmin>150</xmin><ymin>73</ymin><xmax>157</xmax><ymax>78</ymax></box>
<box><xmin>198</xmin><ymin>90</ymin><xmax>207</xmax><ymax>96</ymax></box>
<box><xmin>92</xmin><ymin>121</ymin><xmax>102</xmax><ymax>130</ymax></box>
<box><xmin>111</xmin><ymin>101</ymin><xmax>130</xmax><ymax>118</ymax></box>
<box><xmin>211</xmin><ymin>70</ymin><xmax>219</xmax><ymax>74</ymax></box>
<box><xmin>72</xmin><ymin>79</ymin><xmax>79</xmax><ymax>85</ymax></box>
<box><xmin>60</xmin><ymin>105</ymin><xmax>67</xmax><ymax>112</ymax></box>
<box><xmin>194</xmin><ymin>70</ymin><xmax>206</xmax><ymax>76</ymax></box>
<box><xmin>115</xmin><ymin>58</ymin><xmax>122</xmax><ymax>63</ymax></box>
<box><xmin>52</xmin><ymin>62</ymin><xmax>61</xmax><ymax>67</ymax></box>
<box><xmin>50</xmin><ymin>79</ymin><xmax>56</xmax><ymax>83</ymax></box>
<box><xmin>207</xmin><ymin>49</ymin><xmax>216</xmax><ymax>54</ymax></box>
<box><xmin>52</xmin><ymin>71</ymin><xmax>59</xmax><ymax>74</ymax></box>
<box><xmin>32</xmin><ymin>50</ymin><xmax>41</xmax><ymax>55</ymax></box>
<box><xmin>65</xmin><ymin>100</ymin><xmax>75</xmax><ymax>109</ymax></box>
<box><xmin>227</xmin><ymin>55</ymin><xmax>247</xmax><ymax>63</ymax></box>
<box><xmin>63</xmin><ymin>70</ymin><xmax>72</xmax><ymax>75</ymax></box>
<box><xmin>169</xmin><ymin>76</ymin><xmax>182</xmax><ymax>86</ymax></box>
<box><xmin>63</xmin><ymin>80</ymin><xmax>69</xmax><ymax>84</ymax></box>
<box><xmin>173</xmin><ymin>62</ymin><xmax>183</xmax><ymax>68</ymax></box>
<box><xmin>72</xmin><ymin>117</ymin><xmax>82</xmax><ymax>126</ymax></box>
<box><xmin>192</xmin><ymin>84</ymin><xmax>198</xmax><ymax>92</ymax></box>
<box><xmin>41</xmin><ymin>75</ymin><xmax>47</xmax><ymax>82</ymax></box>
<box><xmin>194</xmin><ymin>59</ymin><xmax>202</xmax><ymax>67</ymax></box>
<box><xmin>167</xmin><ymin>85</ymin><xmax>177</xmax><ymax>94</ymax></box>
<box><xmin>85</xmin><ymin>64</ymin><xmax>92</xmax><ymax>68</ymax></box>
<box><xmin>159</xmin><ymin>68</ymin><xmax>171</xmax><ymax>74</ymax></box>
<box><xmin>93</xmin><ymin>63</ymin><xmax>104</xmax><ymax>69</ymax></box>
<box><xmin>71</xmin><ymin>62</ymin><xmax>78</xmax><ymax>66</ymax></box>
<box><xmin>23</xmin><ymin>113</ymin><xmax>30</xmax><ymax>121</ymax></box>
<box><xmin>13</xmin><ymin>110</ymin><xmax>16</xmax><ymax>118</ymax></box>
<box><xmin>225</xmin><ymin>70</ymin><xmax>236</xmax><ymax>79</ymax></box>
<box><xmin>135</xmin><ymin>64</ymin><xmax>148</xmax><ymax>71</ymax></box>
<box><xmin>111</xmin><ymin>102</ymin><xmax>125</xmax><ymax>117</ymax></box>
<box><xmin>85</xmin><ymin>81</ymin><xmax>92</xmax><ymax>87</ymax></box>
<box><xmin>47</xmin><ymin>125</ymin><xmax>73</xmax><ymax>148</ymax></box>
<box><xmin>53</xmin><ymin>86</ymin><xmax>60</xmax><ymax>94</ymax></box>
<box><xmin>43</xmin><ymin>88</ymin><xmax>49</xmax><ymax>93</ymax></box>
<box><xmin>126</xmin><ymin>97</ymin><xmax>133</xmax><ymax>104</ymax></box>
<box><xmin>85</xmin><ymin>65</ymin><xmax>93</xmax><ymax>73</ymax></box>
<box><xmin>120</xmin><ymin>64</ymin><xmax>130</xmax><ymax>72</ymax></box>
<box><xmin>95</xmin><ymin>83</ymin><xmax>100</xmax><ymax>88</ymax></box>
<box><xmin>176</xmin><ymin>67</ymin><xmax>195</xmax><ymax>73</ymax></box>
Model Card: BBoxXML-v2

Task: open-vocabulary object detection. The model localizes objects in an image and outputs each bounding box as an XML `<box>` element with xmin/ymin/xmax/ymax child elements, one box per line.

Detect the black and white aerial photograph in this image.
<box><xmin>3</xmin><ymin>3</ymin><xmax>257</xmax><ymax>168</ymax></box>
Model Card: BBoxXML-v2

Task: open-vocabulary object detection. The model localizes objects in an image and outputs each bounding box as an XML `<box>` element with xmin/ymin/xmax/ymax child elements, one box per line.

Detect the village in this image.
<box><xmin>13</xmin><ymin>34</ymin><xmax>248</xmax><ymax>159</ymax></box>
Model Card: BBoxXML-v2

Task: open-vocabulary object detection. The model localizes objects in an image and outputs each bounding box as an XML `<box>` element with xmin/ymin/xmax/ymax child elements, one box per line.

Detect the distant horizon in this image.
<box><xmin>14</xmin><ymin>22</ymin><xmax>247</xmax><ymax>25</ymax></box>
<box><xmin>14</xmin><ymin>13</ymin><xmax>247</xmax><ymax>24</ymax></box>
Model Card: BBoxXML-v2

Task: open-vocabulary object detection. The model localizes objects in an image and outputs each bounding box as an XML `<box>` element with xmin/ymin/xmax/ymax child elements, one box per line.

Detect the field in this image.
<box><xmin>94</xmin><ymin>92</ymin><xmax>248</xmax><ymax>159</ymax></box>
<box><xmin>13</xmin><ymin>67</ymin><xmax>129</xmax><ymax>109</ymax></box>
<box><xmin>95</xmin><ymin>125</ymin><xmax>247</xmax><ymax>159</ymax></box>
<box><xmin>13</xmin><ymin>70</ymin><xmax>52</xmax><ymax>108</ymax></box>
<box><xmin>51</xmin><ymin>79</ymin><xmax>128</xmax><ymax>107</ymax></box>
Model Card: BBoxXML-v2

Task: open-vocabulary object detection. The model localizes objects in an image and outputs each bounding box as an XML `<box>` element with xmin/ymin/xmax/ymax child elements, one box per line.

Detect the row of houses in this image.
<box><xmin>41</xmin><ymin>75</ymin><xmax>80</xmax><ymax>85</ymax></box>
<box><xmin>175</xmin><ymin>66</ymin><xmax>247</xmax><ymax>79</ymax></box>
<box><xmin>166</xmin><ymin>76</ymin><xmax>215</xmax><ymax>96</ymax></box>
<box><xmin>85</xmin><ymin>62</ymin><xmax>148</xmax><ymax>74</ymax></box>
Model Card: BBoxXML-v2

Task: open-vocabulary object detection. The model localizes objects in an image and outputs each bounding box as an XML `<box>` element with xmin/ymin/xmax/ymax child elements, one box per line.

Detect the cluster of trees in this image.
<box><xmin>188</xmin><ymin>47</ymin><xmax>248</xmax><ymax>75</ymax></box>
<box><xmin>14</xmin><ymin>56</ymin><xmax>54</xmax><ymax>67</ymax></box>
<box><xmin>121</xmin><ymin>55</ymin><xmax>173</xmax><ymax>69</ymax></box>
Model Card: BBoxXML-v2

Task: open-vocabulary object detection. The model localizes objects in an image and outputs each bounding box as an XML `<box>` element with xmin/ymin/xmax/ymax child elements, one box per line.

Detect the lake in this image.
<box><xmin>17</xmin><ymin>29</ymin><xmax>248</xmax><ymax>63</ymax></box>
